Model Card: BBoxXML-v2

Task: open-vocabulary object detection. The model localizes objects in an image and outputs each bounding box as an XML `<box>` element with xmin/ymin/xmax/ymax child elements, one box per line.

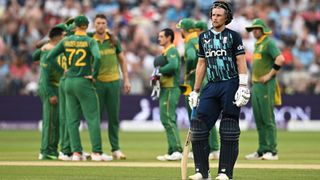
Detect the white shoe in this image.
<box><xmin>156</xmin><ymin>154</ymin><xmax>169</xmax><ymax>161</ymax></box>
<box><xmin>82</xmin><ymin>151</ymin><xmax>91</xmax><ymax>160</ymax></box>
<box><xmin>112</xmin><ymin>150</ymin><xmax>126</xmax><ymax>160</ymax></box>
<box><xmin>166</xmin><ymin>151</ymin><xmax>182</xmax><ymax>161</ymax></box>
<box><xmin>245</xmin><ymin>152</ymin><xmax>262</xmax><ymax>160</ymax></box>
<box><xmin>215</xmin><ymin>173</ymin><xmax>229</xmax><ymax>180</ymax></box>
<box><xmin>209</xmin><ymin>150</ymin><xmax>220</xmax><ymax>160</ymax></box>
<box><xmin>189</xmin><ymin>172</ymin><xmax>211</xmax><ymax>180</ymax></box>
<box><xmin>58</xmin><ymin>152</ymin><xmax>72</xmax><ymax>161</ymax></box>
<box><xmin>262</xmin><ymin>152</ymin><xmax>278</xmax><ymax>160</ymax></box>
<box><xmin>91</xmin><ymin>153</ymin><xmax>113</xmax><ymax>161</ymax></box>
<box><xmin>188</xmin><ymin>152</ymin><xmax>194</xmax><ymax>159</ymax></box>
<box><xmin>38</xmin><ymin>153</ymin><xmax>43</xmax><ymax>160</ymax></box>
<box><xmin>71</xmin><ymin>152</ymin><xmax>87</xmax><ymax>161</ymax></box>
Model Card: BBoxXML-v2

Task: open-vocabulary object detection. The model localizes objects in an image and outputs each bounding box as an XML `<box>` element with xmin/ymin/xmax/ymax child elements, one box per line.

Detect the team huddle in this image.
<box><xmin>35</xmin><ymin>1</ymin><xmax>284</xmax><ymax>180</ymax></box>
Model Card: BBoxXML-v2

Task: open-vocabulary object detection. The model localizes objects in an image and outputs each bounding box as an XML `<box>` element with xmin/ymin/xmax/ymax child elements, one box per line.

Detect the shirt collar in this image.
<box><xmin>256</xmin><ymin>35</ymin><xmax>268</xmax><ymax>44</ymax></box>
<box><xmin>93</xmin><ymin>32</ymin><xmax>110</xmax><ymax>43</ymax></box>
<box><xmin>184</xmin><ymin>32</ymin><xmax>198</xmax><ymax>43</ymax></box>
<box><xmin>162</xmin><ymin>44</ymin><xmax>175</xmax><ymax>54</ymax></box>
<box><xmin>74</xmin><ymin>31</ymin><xmax>87</xmax><ymax>36</ymax></box>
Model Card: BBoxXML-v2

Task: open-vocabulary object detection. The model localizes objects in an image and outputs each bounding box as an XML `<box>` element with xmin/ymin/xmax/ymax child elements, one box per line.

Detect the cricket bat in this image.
<box><xmin>181</xmin><ymin>107</ymin><xmax>196</xmax><ymax>180</ymax></box>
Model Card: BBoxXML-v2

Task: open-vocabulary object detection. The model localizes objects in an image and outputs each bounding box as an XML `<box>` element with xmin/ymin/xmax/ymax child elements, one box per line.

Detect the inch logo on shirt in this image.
<box><xmin>205</xmin><ymin>49</ymin><xmax>227</xmax><ymax>57</ymax></box>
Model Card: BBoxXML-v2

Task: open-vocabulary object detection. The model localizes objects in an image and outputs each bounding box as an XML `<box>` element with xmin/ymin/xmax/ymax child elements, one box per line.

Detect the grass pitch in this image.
<box><xmin>0</xmin><ymin>130</ymin><xmax>319</xmax><ymax>179</ymax></box>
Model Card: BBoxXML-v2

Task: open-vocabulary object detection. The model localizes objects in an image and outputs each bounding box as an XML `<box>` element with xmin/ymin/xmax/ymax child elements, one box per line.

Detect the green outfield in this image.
<box><xmin>0</xmin><ymin>130</ymin><xmax>320</xmax><ymax>179</ymax></box>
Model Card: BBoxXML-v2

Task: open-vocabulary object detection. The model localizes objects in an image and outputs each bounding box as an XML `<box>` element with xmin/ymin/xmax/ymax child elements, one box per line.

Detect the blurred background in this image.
<box><xmin>0</xmin><ymin>0</ymin><xmax>319</xmax><ymax>96</ymax></box>
<box><xmin>0</xmin><ymin>0</ymin><xmax>319</xmax><ymax>130</ymax></box>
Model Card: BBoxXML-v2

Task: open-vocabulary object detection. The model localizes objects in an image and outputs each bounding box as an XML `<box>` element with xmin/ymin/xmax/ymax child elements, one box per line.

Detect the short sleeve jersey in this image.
<box><xmin>252</xmin><ymin>36</ymin><xmax>281</xmax><ymax>82</ymax></box>
<box><xmin>198</xmin><ymin>28</ymin><xmax>245</xmax><ymax>82</ymax></box>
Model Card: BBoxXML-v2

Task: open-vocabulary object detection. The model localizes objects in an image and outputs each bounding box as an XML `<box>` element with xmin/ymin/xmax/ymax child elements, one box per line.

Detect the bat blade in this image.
<box><xmin>181</xmin><ymin>129</ymin><xmax>191</xmax><ymax>180</ymax></box>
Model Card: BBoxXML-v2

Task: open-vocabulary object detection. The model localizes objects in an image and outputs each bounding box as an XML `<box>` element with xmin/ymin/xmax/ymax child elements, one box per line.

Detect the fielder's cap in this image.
<box><xmin>176</xmin><ymin>18</ymin><xmax>195</xmax><ymax>32</ymax></box>
<box><xmin>64</xmin><ymin>17</ymin><xmax>75</xmax><ymax>26</ymax></box>
<box><xmin>54</xmin><ymin>23</ymin><xmax>68</xmax><ymax>32</ymax></box>
<box><xmin>245</xmin><ymin>18</ymin><xmax>272</xmax><ymax>34</ymax></box>
<box><xmin>194</xmin><ymin>21</ymin><xmax>208</xmax><ymax>31</ymax></box>
<box><xmin>74</xmin><ymin>15</ymin><xmax>89</xmax><ymax>26</ymax></box>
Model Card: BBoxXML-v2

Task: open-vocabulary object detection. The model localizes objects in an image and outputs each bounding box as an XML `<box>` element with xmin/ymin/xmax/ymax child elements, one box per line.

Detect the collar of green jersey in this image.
<box><xmin>162</xmin><ymin>44</ymin><xmax>175</xmax><ymax>55</ymax></box>
<box><xmin>256</xmin><ymin>35</ymin><xmax>268</xmax><ymax>45</ymax></box>
<box><xmin>184</xmin><ymin>32</ymin><xmax>198</xmax><ymax>43</ymax></box>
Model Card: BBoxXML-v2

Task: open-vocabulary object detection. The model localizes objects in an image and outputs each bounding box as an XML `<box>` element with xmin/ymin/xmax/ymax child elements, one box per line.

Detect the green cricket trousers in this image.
<box><xmin>252</xmin><ymin>78</ymin><xmax>278</xmax><ymax>154</ymax></box>
<box><xmin>38</xmin><ymin>86</ymin><xmax>59</xmax><ymax>158</ymax></box>
<box><xmin>160</xmin><ymin>87</ymin><xmax>182</xmax><ymax>154</ymax></box>
<box><xmin>96</xmin><ymin>79</ymin><xmax>121</xmax><ymax>152</ymax></box>
<box><xmin>65</xmin><ymin>77</ymin><xmax>102</xmax><ymax>153</ymax></box>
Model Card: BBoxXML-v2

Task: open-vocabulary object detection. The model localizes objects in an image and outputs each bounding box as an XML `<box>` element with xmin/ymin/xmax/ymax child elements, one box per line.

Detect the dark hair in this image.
<box><xmin>210</xmin><ymin>1</ymin><xmax>233</xmax><ymax>25</ymax></box>
<box><xmin>161</xmin><ymin>28</ymin><xmax>174</xmax><ymax>43</ymax></box>
<box><xmin>94</xmin><ymin>13</ymin><xmax>117</xmax><ymax>47</ymax></box>
<box><xmin>49</xmin><ymin>27</ymin><xmax>64</xmax><ymax>39</ymax></box>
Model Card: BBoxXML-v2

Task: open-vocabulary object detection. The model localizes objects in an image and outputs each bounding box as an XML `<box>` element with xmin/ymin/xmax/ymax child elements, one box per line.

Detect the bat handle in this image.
<box><xmin>191</xmin><ymin>107</ymin><xmax>197</xmax><ymax>119</ymax></box>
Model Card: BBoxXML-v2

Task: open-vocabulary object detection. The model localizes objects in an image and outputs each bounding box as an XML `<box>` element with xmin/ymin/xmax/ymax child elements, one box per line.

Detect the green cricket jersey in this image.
<box><xmin>46</xmin><ymin>31</ymin><xmax>101</xmax><ymax>79</ymax></box>
<box><xmin>252</xmin><ymin>35</ymin><xmax>281</xmax><ymax>82</ymax></box>
<box><xmin>91</xmin><ymin>33</ymin><xmax>122</xmax><ymax>82</ymax></box>
<box><xmin>159</xmin><ymin>44</ymin><xmax>181</xmax><ymax>88</ymax></box>
<box><xmin>184</xmin><ymin>32</ymin><xmax>199</xmax><ymax>83</ymax></box>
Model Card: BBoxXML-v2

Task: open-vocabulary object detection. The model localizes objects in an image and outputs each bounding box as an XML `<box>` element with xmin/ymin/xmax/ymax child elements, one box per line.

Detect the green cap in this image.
<box><xmin>64</xmin><ymin>17</ymin><xmax>75</xmax><ymax>26</ymax></box>
<box><xmin>54</xmin><ymin>23</ymin><xmax>68</xmax><ymax>32</ymax></box>
<box><xmin>176</xmin><ymin>18</ymin><xmax>195</xmax><ymax>32</ymax></box>
<box><xmin>74</xmin><ymin>15</ymin><xmax>89</xmax><ymax>26</ymax></box>
<box><xmin>194</xmin><ymin>21</ymin><xmax>208</xmax><ymax>31</ymax></box>
<box><xmin>245</xmin><ymin>18</ymin><xmax>272</xmax><ymax>34</ymax></box>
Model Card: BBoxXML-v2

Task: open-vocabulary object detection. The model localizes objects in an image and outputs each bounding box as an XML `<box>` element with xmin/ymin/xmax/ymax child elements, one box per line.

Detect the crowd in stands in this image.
<box><xmin>0</xmin><ymin>0</ymin><xmax>319</xmax><ymax>96</ymax></box>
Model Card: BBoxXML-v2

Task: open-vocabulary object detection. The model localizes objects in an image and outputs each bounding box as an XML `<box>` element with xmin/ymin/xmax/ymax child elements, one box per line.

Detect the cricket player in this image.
<box><xmin>46</xmin><ymin>15</ymin><xmax>112</xmax><ymax>161</ymax></box>
<box><xmin>245</xmin><ymin>18</ymin><xmax>285</xmax><ymax>161</ymax></box>
<box><xmin>155</xmin><ymin>28</ymin><xmax>183</xmax><ymax>161</ymax></box>
<box><xmin>188</xmin><ymin>1</ymin><xmax>250</xmax><ymax>179</ymax></box>
<box><xmin>33</xmin><ymin>25</ymin><xmax>66</xmax><ymax>160</ymax></box>
<box><xmin>92</xmin><ymin>13</ymin><xmax>131</xmax><ymax>160</ymax></box>
<box><xmin>177</xmin><ymin>18</ymin><xmax>220</xmax><ymax>161</ymax></box>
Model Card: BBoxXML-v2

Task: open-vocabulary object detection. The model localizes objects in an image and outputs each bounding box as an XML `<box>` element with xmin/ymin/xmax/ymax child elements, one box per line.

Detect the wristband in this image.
<box><xmin>273</xmin><ymin>64</ymin><xmax>281</xmax><ymax>71</ymax></box>
<box><xmin>239</xmin><ymin>74</ymin><xmax>248</xmax><ymax>86</ymax></box>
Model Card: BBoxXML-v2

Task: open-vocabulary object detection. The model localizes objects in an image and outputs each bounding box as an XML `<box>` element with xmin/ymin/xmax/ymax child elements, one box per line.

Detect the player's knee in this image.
<box><xmin>219</xmin><ymin>117</ymin><xmax>240</xmax><ymax>142</ymax></box>
<box><xmin>190</xmin><ymin>118</ymin><xmax>209</xmax><ymax>142</ymax></box>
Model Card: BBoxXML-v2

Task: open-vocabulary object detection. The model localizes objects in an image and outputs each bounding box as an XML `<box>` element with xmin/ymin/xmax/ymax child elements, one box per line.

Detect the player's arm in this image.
<box><xmin>236</xmin><ymin>54</ymin><xmax>248</xmax><ymax>86</ymax></box>
<box><xmin>193</xmin><ymin>57</ymin><xmax>206</xmax><ymax>92</ymax></box>
<box><xmin>259</xmin><ymin>42</ymin><xmax>285</xmax><ymax>83</ymax></box>
<box><xmin>117</xmin><ymin>52</ymin><xmax>131</xmax><ymax>94</ymax></box>
<box><xmin>46</xmin><ymin>40</ymin><xmax>65</xmax><ymax>63</ymax></box>
<box><xmin>159</xmin><ymin>52</ymin><xmax>178</xmax><ymax>75</ymax></box>
<box><xmin>185</xmin><ymin>47</ymin><xmax>197</xmax><ymax>73</ymax></box>
<box><xmin>89</xmin><ymin>39</ymin><xmax>101</xmax><ymax>79</ymax></box>
<box><xmin>32</xmin><ymin>49</ymin><xmax>41</xmax><ymax>62</ymax></box>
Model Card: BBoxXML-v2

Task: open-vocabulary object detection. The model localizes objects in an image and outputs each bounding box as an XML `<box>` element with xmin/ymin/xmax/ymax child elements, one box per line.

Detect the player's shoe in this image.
<box><xmin>82</xmin><ymin>151</ymin><xmax>91</xmax><ymax>160</ymax></box>
<box><xmin>188</xmin><ymin>172</ymin><xmax>211</xmax><ymax>180</ymax></box>
<box><xmin>72</xmin><ymin>152</ymin><xmax>87</xmax><ymax>161</ymax></box>
<box><xmin>112</xmin><ymin>150</ymin><xmax>126</xmax><ymax>160</ymax></box>
<box><xmin>156</xmin><ymin>154</ymin><xmax>169</xmax><ymax>161</ymax></box>
<box><xmin>58</xmin><ymin>152</ymin><xmax>72</xmax><ymax>161</ymax></box>
<box><xmin>245</xmin><ymin>152</ymin><xmax>263</xmax><ymax>160</ymax></box>
<box><xmin>188</xmin><ymin>151</ymin><xmax>194</xmax><ymax>159</ymax></box>
<box><xmin>166</xmin><ymin>151</ymin><xmax>182</xmax><ymax>161</ymax></box>
<box><xmin>91</xmin><ymin>153</ymin><xmax>113</xmax><ymax>161</ymax></box>
<box><xmin>38</xmin><ymin>153</ymin><xmax>43</xmax><ymax>160</ymax></box>
<box><xmin>262</xmin><ymin>152</ymin><xmax>279</xmax><ymax>160</ymax></box>
<box><xmin>215</xmin><ymin>173</ymin><xmax>229</xmax><ymax>180</ymax></box>
<box><xmin>209</xmin><ymin>150</ymin><xmax>220</xmax><ymax>160</ymax></box>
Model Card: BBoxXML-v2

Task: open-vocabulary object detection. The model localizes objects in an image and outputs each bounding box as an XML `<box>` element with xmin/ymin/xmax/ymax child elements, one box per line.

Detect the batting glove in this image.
<box><xmin>188</xmin><ymin>91</ymin><xmax>199</xmax><ymax>108</ymax></box>
<box><xmin>233</xmin><ymin>86</ymin><xmax>250</xmax><ymax>107</ymax></box>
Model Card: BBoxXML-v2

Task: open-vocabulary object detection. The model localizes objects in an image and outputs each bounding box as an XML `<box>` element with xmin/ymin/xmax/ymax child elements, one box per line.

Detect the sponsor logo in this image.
<box><xmin>205</xmin><ymin>49</ymin><xmax>227</xmax><ymax>57</ymax></box>
<box><xmin>237</xmin><ymin>44</ymin><xmax>245</xmax><ymax>50</ymax></box>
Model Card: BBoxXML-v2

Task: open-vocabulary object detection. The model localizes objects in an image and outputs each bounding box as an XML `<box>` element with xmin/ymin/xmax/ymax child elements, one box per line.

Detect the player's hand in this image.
<box><xmin>259</xmin><ymin>73</ymin><xmax>272</xmax><ymax>84</ymax></box>
<box><xmin>49</xmin><ymin>96</ymin><xmax>58</xmax><ymax>105</ymax></box>
<box><xmin>188</xmin><ymin>91</ymin><xmax>199</xmax><ymax>108</ymax></box>
<box><xmin>123</xmin><ymin>79</ymin><xmax>131</xmax><ymax>94</ymax></box>
<box><xmin>233</xmin><ymin>86</ymin><xmax>250</xmax><ymax>107</ymax></box>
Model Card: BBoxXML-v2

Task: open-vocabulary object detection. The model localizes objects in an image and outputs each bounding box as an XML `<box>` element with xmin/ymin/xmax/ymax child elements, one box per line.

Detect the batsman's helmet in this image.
<box><xmin>210</xmin><ymin>1</ymin><xmax>233</xmax><ymax>25</ymax></box>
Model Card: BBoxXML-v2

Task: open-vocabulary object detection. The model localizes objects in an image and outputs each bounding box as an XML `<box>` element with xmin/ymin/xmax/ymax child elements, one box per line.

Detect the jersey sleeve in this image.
<box><xmin>41</xmin><ymin>52</ymin><xmax>56</xmax><ymax>97</ymax></box>
<box><xmin>267</xmin><ymin>40</ymin><xmax>281</xmax><ymax>60</ymax></box>
<box><xmin>159</xmin><ymin>49</ymin><xmax>179</xmax><ymax>75</ymax></box>
<box><xmin>232</xmin><ymin>31</ymin><xmax>245</xmax><ymax>56</ymax></box>
<box><xmin>32</xmin><ymin>49</ymin><xmax>41</xmax><ymax>62</ymax></box>
<box><xmin>115</xmin><ymin>39</ymin><xmax>122</xmax><ymax>54</ymax></box>
<box><xmin>46</xmin><ymin>40</ymin><xmax>65</xmax><ymax>61</ymax></box>
<box><xmin>198</xmin><ymin>33</ymin><xmax>205</xmax><ymax>58</ymax></box>
<box><xmin>89</xmin><ymin>39</ymin><xmax>101</xmax><ymax>79</ymax></box>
